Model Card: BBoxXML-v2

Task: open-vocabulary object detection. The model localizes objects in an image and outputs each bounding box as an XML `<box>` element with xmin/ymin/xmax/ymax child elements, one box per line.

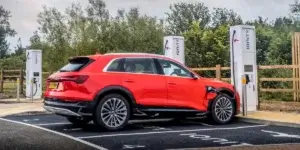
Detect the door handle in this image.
<box><xmin>168</xmin><ymin>82</ymin><xmax>176</xmax><ymax>85</ymax></box>
<box><xmin>125</xmin><ymin>80</ymin><xmax>134</xmax><ymax>83</ymax></box>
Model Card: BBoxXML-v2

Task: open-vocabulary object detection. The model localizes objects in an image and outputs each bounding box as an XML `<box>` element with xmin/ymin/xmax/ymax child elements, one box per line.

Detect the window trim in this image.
<box><xmin>102</xmin><ymin>57</ymin><xmax>161</xmax><ymax>76</ymax></box>
<box><xmin>102</xmin><ymin>56</ymin><xmax>199</xmax><ymax>79</ymax></box>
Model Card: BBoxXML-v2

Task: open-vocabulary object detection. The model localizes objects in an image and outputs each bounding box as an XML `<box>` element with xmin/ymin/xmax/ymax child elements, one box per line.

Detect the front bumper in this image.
<box><xmin>43</xmin><ymin>97</ymin><xmax>96</xmax><ymax>117</ymax></box>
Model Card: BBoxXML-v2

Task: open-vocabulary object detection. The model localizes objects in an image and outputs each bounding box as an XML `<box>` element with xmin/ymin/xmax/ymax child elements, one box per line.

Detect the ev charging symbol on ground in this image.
<box><xmin>180</xmin><ymin>133</ymin><xmax>252</xmax><ymax>146</ymax></box>
<box><xmin>262</xmin><ymin>130</ymin><xmax>300</xmax><ymax>139</ymax></box>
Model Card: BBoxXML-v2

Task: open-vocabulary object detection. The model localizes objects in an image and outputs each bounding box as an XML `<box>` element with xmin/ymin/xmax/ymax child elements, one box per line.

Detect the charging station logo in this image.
<box><xmin>164</xmin><ymin>40</ymin><xmax>170</xmax><ymax>53</ymax></box>
<box><xmin>26</xmin><ymin>52</ymin><xmax>30</xmax><ymax>60</ymax></box>
<box><xmin>246</xmin><ymin>30</ymin><xmax>250</xmax><ymax>50</ymax></box>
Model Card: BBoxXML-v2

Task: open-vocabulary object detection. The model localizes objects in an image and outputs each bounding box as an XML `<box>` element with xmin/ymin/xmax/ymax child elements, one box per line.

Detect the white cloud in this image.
<box><xmin>1</xmin><ymin>0</ymin><xmax>296</xmax><ymax>50</ymax></box>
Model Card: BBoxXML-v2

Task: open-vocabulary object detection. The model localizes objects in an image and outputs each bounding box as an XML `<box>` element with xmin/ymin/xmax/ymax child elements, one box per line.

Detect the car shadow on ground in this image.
<box><xmin>60</xmin><ymin>117</ymin><xmax>244</xmax><ymax>133</ymax></box>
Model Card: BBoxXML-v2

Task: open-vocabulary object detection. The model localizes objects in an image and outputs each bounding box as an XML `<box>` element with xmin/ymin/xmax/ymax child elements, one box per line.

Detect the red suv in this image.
<box><xmin>44</xmin><ymin>53</ymin><xmax>240</xmax><ymax>131</ymax></box>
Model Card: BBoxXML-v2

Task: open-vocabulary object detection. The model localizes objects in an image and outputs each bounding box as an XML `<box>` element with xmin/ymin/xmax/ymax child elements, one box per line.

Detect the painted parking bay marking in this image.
<box><xmin>23</xmin><ymin>119</ymin><xmax>39</xmax><ymax>122</ymax></box>
<box><xmin>143</xmin><ymin>126</ymin><xmax>172</xmax><ymax>131</ymax></box>
<box><xmin>63</xmin><ymin>128</ymin><xmax>82</xmax><ymax>131</ymax></box>
<box><xmin>34</xmin><ymin>122</ymin><xmax>71</xmax><ymax>126</ymax></box>
<box><xmin>123</xmin><ymin>145</ymin><xmax>145</xmax><ymax>149</ymax></box>
<box><xmin>262</xmin><ymin>130</ymin><xmax>300</xmax><ymax>139</ymax></box>
<box><xmin>77</xmin><ymin>124</ymin><xmax>267</xmax><ymax>139</ymax></box>
<box><xmin>180</xmin><ymin>133</ymin><xmax>252</xmax><ymax>146</ymax></box>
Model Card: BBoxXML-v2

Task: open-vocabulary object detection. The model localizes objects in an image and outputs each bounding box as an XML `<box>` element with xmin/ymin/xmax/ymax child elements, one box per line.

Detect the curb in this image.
<box><xmin>0</xmin><ymin>101</ymin><xmax>42</xmax><ymax>104</ymax></box>
<box><xmin>0</xmin><ymin>100</ymin><xmax>43</xmax><ymax>104</ymax></box>
<box><xmin>237</xmin><ymin>116</ymin><xmax>300</xmax><ymax>128</ymax></box>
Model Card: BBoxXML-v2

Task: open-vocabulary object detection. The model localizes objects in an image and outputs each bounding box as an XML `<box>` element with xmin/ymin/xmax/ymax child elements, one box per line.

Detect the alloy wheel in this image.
<box><xmin>214</xmin><ymin>96</ymin><xmax>233</xmax><ymax>122</ymax></box>
<box><xmin>100</xmin><ymin>97</ymin><xmax>128</xmax><ymax>128</ymax></box>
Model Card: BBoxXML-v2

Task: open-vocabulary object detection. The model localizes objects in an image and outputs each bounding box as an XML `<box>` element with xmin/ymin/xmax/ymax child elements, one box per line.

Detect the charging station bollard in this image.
<box><xmin>241</xmin><ymin>75</ymin><xmax>248</xmax><ymax>116</ymax></box>
<box><xmin>16</xmin><ymin>78</ymin><xmax>20</xmax><ymax>102</ymax></box>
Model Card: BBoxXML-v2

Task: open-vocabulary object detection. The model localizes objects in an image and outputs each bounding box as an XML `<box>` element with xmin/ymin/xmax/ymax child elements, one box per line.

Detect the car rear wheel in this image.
<box><xmin>94</xmin><ymin>93</ymin><xmax>130</xmax><ymax>131</ymax></box>
<box><xmin>67</xmin><ymin>117</ymin><xmax>91</xmax><ymax>126</ymax></box>
<box><xmin>210</xmin><ymin>94</ymin><xmax>235</xmax><ymax>124</ymax></box>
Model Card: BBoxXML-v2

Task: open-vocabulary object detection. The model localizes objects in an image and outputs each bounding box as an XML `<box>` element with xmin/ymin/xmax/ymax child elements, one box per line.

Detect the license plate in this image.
<box><xmin>48</xmin><ymin>82</ymin><xmax>58</xmax><ymax>89</ymax></box>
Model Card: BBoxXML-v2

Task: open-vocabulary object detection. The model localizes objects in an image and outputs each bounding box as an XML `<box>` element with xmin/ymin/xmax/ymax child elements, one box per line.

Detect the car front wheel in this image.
<box><xmin>94</xmin><ymin>93</ymin><xmax>130</xmax><ymax>131</ymax></box>
<box><xmin>211</xmin><ymin>94</ymin><xmax>235</xmax><ymax>124</ymax></box>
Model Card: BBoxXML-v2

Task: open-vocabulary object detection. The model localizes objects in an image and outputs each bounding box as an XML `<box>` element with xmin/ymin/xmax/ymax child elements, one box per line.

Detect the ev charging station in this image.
<box><xmin>163</xmin><ymin>26</ymin><xmax>258</xmax><ymax>113</ymax></box>
<box><xmin>230</xmin><ymin>25</ymin><xmax>258</xmax><ymax>112</ymax></box>
<box><xmin>163</xmin><ymin>36</ymin><xmax>185</xmax><ymax>65</ymax></box>
<box><xmin>163</xmin><ymin>36</ymin><xmax>185</xmax><ymax>76</ymax></box>
<box><xmin>26</xmin><ymin>49</ymin><xmax>42</xmax><ymax>100</ymax></box>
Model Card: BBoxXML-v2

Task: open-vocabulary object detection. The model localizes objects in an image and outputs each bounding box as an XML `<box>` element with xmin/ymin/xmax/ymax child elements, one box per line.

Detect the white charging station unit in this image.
<box><xmin>230</xmin><ymin>25</ymin><xmax>258</xmax><ymax>112</ymax></box>
<box><xmin>163</xmin><ymin>36</ymin><xmax>185</xmax><ymax>65</ymax></box>
<box><xmin>26</xmin><ymin>49</ymin><xmax>42</xmax><ymax>99</ymax></box>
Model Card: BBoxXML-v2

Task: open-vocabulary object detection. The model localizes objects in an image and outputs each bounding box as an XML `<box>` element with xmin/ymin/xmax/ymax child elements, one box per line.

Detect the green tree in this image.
<box><xmin>13</xmin><ymin>37</ymin><xmax>25</xmax><ymax>55</ymax></box>
<box><xmin>211</xmin><ymin>8</ymin><xmax>243</xmax><ymax>28</ymax></box>
<box><xmin>36</xmin><ymin>6</ymin><xmax>70</xmax><ymax>71</ymax></box>
<box><xmin>0</xmin><ymin>5</ymin><xmax>16</xmax><ymax>58</ymax></box>
<box><xmin>165</xmin><ymin>2</ymin><xmax>210</xmax><ymax>35</ymax></box>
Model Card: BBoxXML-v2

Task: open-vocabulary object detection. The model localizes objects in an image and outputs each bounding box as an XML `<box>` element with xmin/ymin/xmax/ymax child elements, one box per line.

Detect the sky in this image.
<box><xmin>2</xmin><ymin>0</ymin><xmax>296</xmax><ymax>50</ymax></box>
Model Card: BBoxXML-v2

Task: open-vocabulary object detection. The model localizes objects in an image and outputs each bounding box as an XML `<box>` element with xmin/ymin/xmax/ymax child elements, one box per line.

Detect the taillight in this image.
<box><xmin>48</xmin><ymin>75</ymin><xmax>89</xmax><ymax>84</ymax></box>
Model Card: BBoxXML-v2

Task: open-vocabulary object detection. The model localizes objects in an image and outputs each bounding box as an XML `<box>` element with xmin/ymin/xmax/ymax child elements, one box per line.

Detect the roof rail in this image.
<box><xmin>104</xmin><ymin>52</ymin><xmax>163</xmax><ymax>56</ymax></box>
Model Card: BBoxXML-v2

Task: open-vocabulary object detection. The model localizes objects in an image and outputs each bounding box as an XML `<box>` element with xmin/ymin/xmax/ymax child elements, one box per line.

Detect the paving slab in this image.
<box><xmin>0</xmin><ymin>100</ymin><xmax>46</xmax><ymax>117</ymax></box>
<box><xmin>237</xmin><ymin>111</ymin><xmax>300</xmax><ymax>128</ymax></box>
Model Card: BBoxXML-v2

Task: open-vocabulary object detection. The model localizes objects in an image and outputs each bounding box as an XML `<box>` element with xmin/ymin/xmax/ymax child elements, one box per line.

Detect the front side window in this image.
<box><xmin>124</xmin><ymin>58</ymin><xmax>157</xmax><ymax>74</ymax></box>
<box><xmin>157</xmin><ymin>59</ymin><xmax>192</xmax><ymax>78</ymax></box>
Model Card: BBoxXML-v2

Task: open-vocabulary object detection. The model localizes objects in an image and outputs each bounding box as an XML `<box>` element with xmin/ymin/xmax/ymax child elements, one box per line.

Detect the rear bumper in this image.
<box><xmin>43</xmin><ymin>97</ymin><xmax>96</xmax><ymax>117</ymax></box>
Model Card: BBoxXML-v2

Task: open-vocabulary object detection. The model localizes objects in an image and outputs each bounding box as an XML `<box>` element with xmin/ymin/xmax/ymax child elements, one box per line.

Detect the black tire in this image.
<box><xmin>210</xmin><ymin>94</ymin><xmax>236</xmax><ymax>124</ymax></box>
<box><xmin>67</xmin><ymin>117</ymin><xmax>91</xmax><ymax>126</ymax></box>
<box><xmin>93</xmin><ymin>93</ymin><xmax>131</xmax><ymax>131</ymax></box>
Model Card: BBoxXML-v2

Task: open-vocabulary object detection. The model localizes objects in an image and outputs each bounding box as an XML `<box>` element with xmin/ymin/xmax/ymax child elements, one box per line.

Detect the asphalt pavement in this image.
<box><xmin>1</xmin><ymin>114</ymin><xmax>300</xmax><ymax>150</ymax></box>
<box><xmin>0</xmin><ymin>117</ymin><xmax>98</xmax><ymax>150</ymax></box>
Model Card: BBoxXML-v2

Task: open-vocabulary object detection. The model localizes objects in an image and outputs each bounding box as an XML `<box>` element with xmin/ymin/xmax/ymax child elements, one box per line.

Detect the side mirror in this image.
<box><xmin>191</xmin><ymin>73</ymin><xmax>198</xmax><ymax>80</ymax></box>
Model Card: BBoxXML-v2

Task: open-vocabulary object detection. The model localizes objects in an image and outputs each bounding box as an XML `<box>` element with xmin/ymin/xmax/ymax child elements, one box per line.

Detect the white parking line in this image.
<box><xmin>198</xmin><ymin>123</ymin><xmax>213</xmax><ymax>127</ymax></box>
<box><xmin>64</xmin><ymin>128</ymin><xmax>82</xmax><ymax>131</ymax></box>
<box><xmin>34</xmin><ymin>122</ymin><xmax>71</xmax><ymax>126</ymax></box>
<box><xmin>23</xmin><ymin>119</ymin><xmax>39</xmax><ymax>122</ymax></box>
<box><xmin>32</xmin><ymin>119</ymin><xmax>172</xmax><ymax>126</ymax></box>
<box><xmin>0</xmin><ymin>118</ymin><xmax>108</xmax><ymax>150</ymax></box>
<box><xmin>129</xmin><ymin>118</ymin><xmax>173</xmax><ymax>123</ymax></box>
<box><xmin>77</xmin><ymin>124</ymin><xmax>267</xmax><ymax>139</ymax></box>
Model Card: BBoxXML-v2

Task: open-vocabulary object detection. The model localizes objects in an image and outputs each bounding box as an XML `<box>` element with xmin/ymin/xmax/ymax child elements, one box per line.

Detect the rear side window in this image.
<box><xmin>124</xmin><ymin>58</ymin><xmax>157</xmax><ymax>74</ymax></box>
<box><xmin>106</xmin><ymin>58</ymin><xmax>124</xmax><ymax>72</ymax></box>
<box><xmin>59</xmin><ymin>57</ymin><xmax>93</xmax><ymax>72</ymax></box>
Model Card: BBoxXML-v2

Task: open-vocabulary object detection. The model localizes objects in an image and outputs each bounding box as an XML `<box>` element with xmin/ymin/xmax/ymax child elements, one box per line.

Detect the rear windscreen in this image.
<box><xmin>59</xmin><ymin>57</ymin><xmax>93</xmax><ymax>72</ymax></box>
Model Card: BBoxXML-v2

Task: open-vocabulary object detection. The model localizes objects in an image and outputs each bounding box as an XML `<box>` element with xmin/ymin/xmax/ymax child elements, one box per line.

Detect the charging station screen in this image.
<box><xmin>244</xmin><ymin>65</ymin><xmax>253</xmax><ymax>72</ymax></box>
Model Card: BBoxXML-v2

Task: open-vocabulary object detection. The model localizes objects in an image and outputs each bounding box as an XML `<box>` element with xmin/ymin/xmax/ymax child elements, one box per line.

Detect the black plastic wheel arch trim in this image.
<box><xmin>93</xmin><ymin>85</ymin><xmax>137</xmax><ymax>108</ymax></box>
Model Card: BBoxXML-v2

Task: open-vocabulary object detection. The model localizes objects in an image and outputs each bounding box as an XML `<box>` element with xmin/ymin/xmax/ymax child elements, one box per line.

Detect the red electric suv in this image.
<box><xmin>44</xmin><ymin>53</ymin><xmax>240</xmax><ymax>131</ymax></box>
